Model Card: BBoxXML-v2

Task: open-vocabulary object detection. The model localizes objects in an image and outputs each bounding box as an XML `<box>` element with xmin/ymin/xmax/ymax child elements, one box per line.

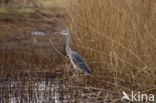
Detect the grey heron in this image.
<box><xmin>60</xmin><ymin>30</ymin><xmax>91</xmax><ymax>74</ymax></box>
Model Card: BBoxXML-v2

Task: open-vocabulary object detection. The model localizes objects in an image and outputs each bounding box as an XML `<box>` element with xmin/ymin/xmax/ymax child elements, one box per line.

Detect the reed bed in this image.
<box><xmin>65</xmin><ymin>0</ymin><xmax>156</xmax><ymax>96</ymax></box>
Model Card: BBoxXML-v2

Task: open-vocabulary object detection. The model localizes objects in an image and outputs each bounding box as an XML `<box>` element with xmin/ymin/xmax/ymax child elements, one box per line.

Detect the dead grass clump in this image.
<box><xmin>65</xmin><ymin>0</ymin><xmax>156</xmax><ymax>94</ymax></box>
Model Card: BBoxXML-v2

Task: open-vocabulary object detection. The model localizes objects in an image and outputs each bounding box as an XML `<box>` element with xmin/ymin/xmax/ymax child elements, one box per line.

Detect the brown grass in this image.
<box><xmin>0</xmin><ymin>14</ymin><xmax>66</xmax><ymax>76</ymax></box>
<box><xmin>65</xmin><ymin>0</ymin><xmax>156</xmax><ymax>94</ymax></box>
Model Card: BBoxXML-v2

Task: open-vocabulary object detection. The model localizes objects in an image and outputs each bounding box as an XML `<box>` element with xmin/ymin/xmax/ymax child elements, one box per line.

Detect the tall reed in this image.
<box><xmin>65</xmin><ymin>0</ymin><xmax>156</xmax><ymax>92</ymax></box>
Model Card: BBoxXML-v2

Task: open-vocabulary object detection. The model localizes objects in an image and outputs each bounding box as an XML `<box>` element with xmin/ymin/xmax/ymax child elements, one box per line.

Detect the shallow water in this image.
<box><xmin>0</xmin><ymin>72</ymin><xmax>108</xmax><ymax>103</ymax></box>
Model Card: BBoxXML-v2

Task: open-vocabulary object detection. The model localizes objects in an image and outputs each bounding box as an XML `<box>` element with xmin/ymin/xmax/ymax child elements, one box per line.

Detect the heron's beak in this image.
<box><xmin>54</xmin><ymin>31</ymin><xmax>62</xmax><ymax>35</ymax></box>
<box><xmin>54</xmin><ymin>31</ymin><xmax>66</xmax><ymax>36</ymax></box>
<box><xmin>60</xmin><ymin>32</ymin><xmax>66</xmax><ymax>36</ymax></box>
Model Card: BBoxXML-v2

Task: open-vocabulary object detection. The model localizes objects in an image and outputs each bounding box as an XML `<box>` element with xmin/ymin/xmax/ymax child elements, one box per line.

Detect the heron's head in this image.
<box><xmin>60</xmin><ymin>29</ymin><xmax>70</xmax><ymax>36</ymax></box>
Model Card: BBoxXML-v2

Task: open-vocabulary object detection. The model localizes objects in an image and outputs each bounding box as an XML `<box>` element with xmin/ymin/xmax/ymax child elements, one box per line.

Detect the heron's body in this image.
<box><xmin>61</xmin><ymin>30</ymin><xmax>91</xmax><ymax>74</ymax></box>
<box><xmin>70</xmin><ymin>51</ymin><xmax>91</xmax><ymax>73</ymax></box>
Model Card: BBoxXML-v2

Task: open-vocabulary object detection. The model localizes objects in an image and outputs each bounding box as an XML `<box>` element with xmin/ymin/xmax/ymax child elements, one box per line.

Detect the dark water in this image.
<box><xmin>0</xmin><ymin>72</ymin><xmax>111</xmax><ymax>103</ymax></box>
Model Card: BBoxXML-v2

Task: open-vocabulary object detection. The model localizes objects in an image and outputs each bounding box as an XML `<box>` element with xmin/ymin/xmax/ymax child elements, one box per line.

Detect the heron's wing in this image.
<box><xmin>71</xmin><ymin>51</ymin><xmax>91</xmax><ymax>73</ymax></box>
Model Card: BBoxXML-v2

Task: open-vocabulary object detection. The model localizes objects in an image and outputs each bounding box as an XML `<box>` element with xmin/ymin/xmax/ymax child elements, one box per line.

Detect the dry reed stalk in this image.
<box><xmin>65</xmin><ymin>0</ymin><xmax>156</xmax><ymax>93</ymax></box>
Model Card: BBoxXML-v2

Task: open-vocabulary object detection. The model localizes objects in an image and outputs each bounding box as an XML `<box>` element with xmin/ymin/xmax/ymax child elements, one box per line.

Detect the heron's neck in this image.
<box><xmin>66</xmin><ymin>34</ymin><xmax>71</xmax><ymax>55</ymax></box>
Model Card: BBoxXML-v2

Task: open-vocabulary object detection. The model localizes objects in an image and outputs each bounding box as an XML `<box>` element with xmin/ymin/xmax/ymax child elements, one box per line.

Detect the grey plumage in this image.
<box><xmin>60</xmin><ymin>30</ymin><xmax>91</xmax><ymax>74</ymax></box>
<box><xmin>71</xmin><ymin>51</ymin><xmax>91</xmax><ymax>73</ymax></box>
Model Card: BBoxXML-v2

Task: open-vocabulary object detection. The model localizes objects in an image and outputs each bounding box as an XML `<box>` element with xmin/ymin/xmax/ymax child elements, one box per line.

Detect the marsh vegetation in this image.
<box><xmin>0</xmin><ymin>0</ymin><xmax>156</xmax><ymax>103</ymax></box>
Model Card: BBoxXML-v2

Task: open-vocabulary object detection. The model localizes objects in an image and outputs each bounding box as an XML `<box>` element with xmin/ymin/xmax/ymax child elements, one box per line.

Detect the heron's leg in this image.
<box><xmin>70</xmin><ymin>71</ymin><xmax>80</xmax><ymax>84</ymax></box>
<box><xmin>73</xmin><ymin>70</ymin><xmax>78</xmax><ymax>77</ymax></box>
<box><xmin>76</xmin><ymin>70</ymin><xmax>79</xmax><ymax>76</ymax></box>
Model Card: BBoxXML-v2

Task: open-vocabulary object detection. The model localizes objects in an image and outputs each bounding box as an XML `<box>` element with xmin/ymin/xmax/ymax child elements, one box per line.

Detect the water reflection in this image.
<box><xmin>0</xmin><ymin>72</ymin><xmax>113</xmax><ymax>103</ymax></box>
<box><xmin>0</xmin><ymin>73</ymin><xmax>81</xmax><ymax>103</ymax></box>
